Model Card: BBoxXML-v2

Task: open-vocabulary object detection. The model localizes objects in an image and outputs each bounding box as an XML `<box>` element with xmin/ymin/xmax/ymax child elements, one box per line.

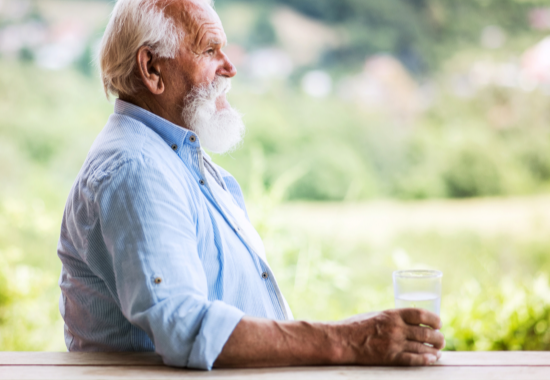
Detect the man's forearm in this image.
<box><xmin>214</xmin><ymin>316</ymin><xmax>344</xmax><ymax>368</ymax></box>
<box><xmin>214</xmin><ymin>309</ymin><xmax>445</xmax><ymax>368</ymax></box>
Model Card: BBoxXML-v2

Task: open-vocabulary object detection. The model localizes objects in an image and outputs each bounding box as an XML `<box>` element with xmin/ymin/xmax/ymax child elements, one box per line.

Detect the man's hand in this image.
<box><xmin>215</xmin><ymin>308</ymin><xmax>445</xmax><ymax>368</ymax></box>
<box><xmin>334</xmin><ymin>309</ymin><xmax>445</xmax><ymax>366</ymax></box>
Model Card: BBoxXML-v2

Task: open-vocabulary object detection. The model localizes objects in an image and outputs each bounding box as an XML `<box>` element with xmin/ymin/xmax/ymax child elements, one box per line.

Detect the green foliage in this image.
<box><xmin>231</xmin><ymin>0</ymin><xmax>549</xmax><ymax>72</ymax></box>
<box><xmin>442</xmin><ymin>144</ymin><xmax>502</xmax><ymax>198</ymax></box>
<box><xmin>248</xmin><ymin>7</ymin><xmax>277</xmax><ymax>48</ymax></box>
<box><xmin>0</xmin><ymin>200</ymin><xmax>65</xmax><ymax>351</ymax></box>
<box><xmin>274</xmin><ymin>226</ymin><xmax>550</xmax><ymax>351</ymax></box>
<box><xmin>246</xmin><ymin>149</ymin><xmax>550</xmax><ymax>351</ymax></box>
<box><xmin>444</xmin><ymin>276</ymin><xmax>550</xmax><ymax>351</ymax></box>
<box><xmin>216</xmin><ymin>80</ymin><xmax>550</xmax><ymax>201</ymax></box>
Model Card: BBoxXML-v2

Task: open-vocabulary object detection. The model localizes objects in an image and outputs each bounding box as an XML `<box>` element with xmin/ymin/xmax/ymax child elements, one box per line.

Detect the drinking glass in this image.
<box><xmin>393</xmin><ymin>270</ymin><xmax>442</xmax><ymax>316</ymax></box>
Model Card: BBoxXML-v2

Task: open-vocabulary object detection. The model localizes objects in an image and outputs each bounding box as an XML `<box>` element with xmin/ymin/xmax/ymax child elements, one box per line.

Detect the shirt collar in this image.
<box><xmin>114</xmin><ymin>99</ymin><xmax>199</xmax><ymax>154</ymax></box>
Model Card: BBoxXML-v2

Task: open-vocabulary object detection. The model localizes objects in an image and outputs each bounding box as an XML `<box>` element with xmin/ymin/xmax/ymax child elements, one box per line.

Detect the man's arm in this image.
<box><xmin>215</xmin><ymin>309</ymin><xmax>445</xmax><ymax>367</ymax></box>
<box><xmin>94</xmin><ymin>158</ymin><xmax>244</xmax><ymax>369</ymax></box>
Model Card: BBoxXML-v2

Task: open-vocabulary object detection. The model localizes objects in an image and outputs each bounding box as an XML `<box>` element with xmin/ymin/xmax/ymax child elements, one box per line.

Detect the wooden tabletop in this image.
<box><xmin>1</xmin><ymin>351</ymin><xmax>550</xmax><ymax>379</ymax></box>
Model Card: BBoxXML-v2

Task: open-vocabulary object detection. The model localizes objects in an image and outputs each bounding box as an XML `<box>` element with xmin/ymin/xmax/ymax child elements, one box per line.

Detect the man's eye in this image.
<box><xmin>205</xmin><ymin>49</ymin><xmax>215</xmax><ymax>55</ymax></box>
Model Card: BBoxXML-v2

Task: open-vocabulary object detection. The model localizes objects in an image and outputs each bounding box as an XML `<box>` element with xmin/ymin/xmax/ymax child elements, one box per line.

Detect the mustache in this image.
<box><xmin>187</xmin><ymin>76</ymin><xmax>231</xmax><ymax>103</ymax></box>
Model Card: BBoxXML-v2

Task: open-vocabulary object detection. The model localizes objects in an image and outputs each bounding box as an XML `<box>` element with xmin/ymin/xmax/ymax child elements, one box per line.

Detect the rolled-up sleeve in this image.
<box><xmin>94</xmin><ymin>156</ymin><xmax>244</xmax><ymax>370</ymax></box>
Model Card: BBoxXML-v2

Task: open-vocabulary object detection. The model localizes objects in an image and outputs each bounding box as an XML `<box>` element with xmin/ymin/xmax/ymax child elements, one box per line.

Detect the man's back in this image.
<box><xmin>58</xmin><ymin>100</ymin><xmax>288</xmax><ymax>368</ymax></box>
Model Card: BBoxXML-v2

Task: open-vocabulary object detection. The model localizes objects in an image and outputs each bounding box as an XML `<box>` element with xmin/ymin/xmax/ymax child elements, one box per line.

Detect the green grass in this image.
<box><xmin>259</xmin><ymin>202</ymin><xmax>550</xmax><ymax>351</ymax></box>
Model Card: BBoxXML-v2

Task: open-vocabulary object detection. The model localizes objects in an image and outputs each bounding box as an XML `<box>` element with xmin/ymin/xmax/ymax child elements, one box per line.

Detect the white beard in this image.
<box><xmin>181</xmin><ymin>77</ymin><xmax>245</xmax><ymax>154</ymax></box>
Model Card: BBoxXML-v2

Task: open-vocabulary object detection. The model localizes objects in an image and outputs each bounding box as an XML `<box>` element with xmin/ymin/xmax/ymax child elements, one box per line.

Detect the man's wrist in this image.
<box><xmin>310</xmin><ymin>321</ymin><xmax>351</xmax><ymax>365</ymax></box>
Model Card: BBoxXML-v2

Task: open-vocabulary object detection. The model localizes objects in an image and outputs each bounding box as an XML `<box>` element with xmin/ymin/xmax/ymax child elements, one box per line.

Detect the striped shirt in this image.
<box><xmin>57</xmin><ymin>99</ymin><xmax>292</xmax><ymax>370</ymax></box>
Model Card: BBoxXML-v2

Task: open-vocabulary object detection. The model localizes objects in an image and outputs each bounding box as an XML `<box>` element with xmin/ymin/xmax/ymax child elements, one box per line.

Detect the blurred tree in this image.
<box><xmin>248</xmin><ymin>7</ymin><xmax>277</xmax><ymax>48</ymax></box>
<box><xmin>231</xmin><ymin>0</ymin><xmax>549</xmax><ymax>73</ymax></box>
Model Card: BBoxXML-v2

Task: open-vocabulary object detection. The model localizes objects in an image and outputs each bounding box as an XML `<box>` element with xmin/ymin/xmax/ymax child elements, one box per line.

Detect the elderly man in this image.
<box><xmin>57</xmin><ymin>0</ymin><xmax>444</xmax><ymax>370</ymax></box>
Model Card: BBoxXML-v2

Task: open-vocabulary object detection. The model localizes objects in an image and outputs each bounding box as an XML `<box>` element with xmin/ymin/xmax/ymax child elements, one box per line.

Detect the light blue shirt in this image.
<box><xmin>57</xmin><ymin>99</ymin><xmax>292</xmax><ymax>370</ymax></box>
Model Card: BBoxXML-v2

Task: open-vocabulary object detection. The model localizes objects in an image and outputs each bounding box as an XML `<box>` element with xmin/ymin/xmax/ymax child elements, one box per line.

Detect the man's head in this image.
<box><xmin>99</xmin><ymin>0</ymin><xmax>244</xmax><ymax>154</ymax></box>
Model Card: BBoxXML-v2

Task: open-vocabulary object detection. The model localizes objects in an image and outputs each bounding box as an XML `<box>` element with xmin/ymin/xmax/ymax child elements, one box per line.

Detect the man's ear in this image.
<box><xmin>136</xmin><ymin>46</ymin><xmax>165</xmax><ymax>95</ymax></box>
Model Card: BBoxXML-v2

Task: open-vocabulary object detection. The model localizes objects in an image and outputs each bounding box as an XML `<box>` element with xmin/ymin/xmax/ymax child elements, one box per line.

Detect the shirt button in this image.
<box><xmin>171</xmin><ymin>144</ymin><xmax>177</xmax><ymax>151</ymax></box>
<box><xmin>154</xmin><ymin>277</ymin><xmax>162</xmax><ymax>284</ymax></box>
<box><xmin>199</xmin><ymin>179</ymin><xmax>205</xmax><ymax>185</ymax></box>
<box><xmin>189</xmin><ymin>135</ymin><xmax>196</xmax><ymax>143</ymax></box>
<box><xmin>261</xmin><ymin>272</ymin><xmax>269</xmax><ymax>279</ymax></box>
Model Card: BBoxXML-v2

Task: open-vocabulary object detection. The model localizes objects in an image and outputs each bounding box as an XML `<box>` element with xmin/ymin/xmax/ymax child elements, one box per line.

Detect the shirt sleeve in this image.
<box><xmin>94</xmin><ymin>156</ymin><xmax>244</xmax><ymax>370</ymax></box>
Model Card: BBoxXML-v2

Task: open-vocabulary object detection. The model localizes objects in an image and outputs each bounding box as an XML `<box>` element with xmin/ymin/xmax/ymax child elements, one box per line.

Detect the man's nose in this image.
<box><xmin>217</xmin><ymin>53</ymin><xmax>237</xmax><ymax>78</ymax></box>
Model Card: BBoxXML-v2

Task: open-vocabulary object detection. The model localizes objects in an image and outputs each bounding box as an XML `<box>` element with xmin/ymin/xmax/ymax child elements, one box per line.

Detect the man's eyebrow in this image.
<box><xmin>208</xmin><ymin>38</ymin><xmax>224</xmax><ymax>46</ymax></box>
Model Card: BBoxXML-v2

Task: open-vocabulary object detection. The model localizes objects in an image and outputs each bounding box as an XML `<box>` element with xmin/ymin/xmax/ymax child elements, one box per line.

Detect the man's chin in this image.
<box><xmin>215</xmin><ymin>96</ymin><xmax>231</xmax><ymax>112</ymax></box>
<box><xmin>196</xmin><ymin>107</ymin><xmax>245</xmax><ymax>155</ymax></box>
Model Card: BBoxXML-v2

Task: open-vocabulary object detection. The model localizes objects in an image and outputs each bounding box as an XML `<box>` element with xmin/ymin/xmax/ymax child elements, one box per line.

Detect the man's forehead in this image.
<box><xmin>161</xmin><ymin>0</ymin><xmax>222</xmax><ymax>37</ymax></box>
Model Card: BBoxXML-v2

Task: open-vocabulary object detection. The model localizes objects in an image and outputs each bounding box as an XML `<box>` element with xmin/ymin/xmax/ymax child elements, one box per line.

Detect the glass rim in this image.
<box><xmin>393</xmin><ymin>269</ymin><xmax>443</xmax><ymax>279</ymax></box>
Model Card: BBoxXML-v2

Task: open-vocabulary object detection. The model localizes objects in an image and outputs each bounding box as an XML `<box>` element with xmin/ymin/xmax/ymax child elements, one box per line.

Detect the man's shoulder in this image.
<box><xmin>80</xmin><ymin>113</ymin><xmax>179</xmax><ymax>189</ymax></box>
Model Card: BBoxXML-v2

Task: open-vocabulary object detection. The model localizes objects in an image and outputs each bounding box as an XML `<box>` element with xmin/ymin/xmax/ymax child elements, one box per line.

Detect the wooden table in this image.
<box><xmin>1</xmin><ymin>352</ymin><xmax>550</xmax><ymax>379</ymax></box>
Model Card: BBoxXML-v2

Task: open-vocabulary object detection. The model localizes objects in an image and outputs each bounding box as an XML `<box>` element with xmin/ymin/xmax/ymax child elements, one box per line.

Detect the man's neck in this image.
<box><xmin>119</xmin><ymin>93</ymin><xmax>188</xmax><ymax>130</ymax></box>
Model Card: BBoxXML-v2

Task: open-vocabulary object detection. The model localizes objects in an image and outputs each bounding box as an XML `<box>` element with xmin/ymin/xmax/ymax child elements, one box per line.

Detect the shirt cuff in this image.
<box><xmin>187</xmin><ymin>301</ymin><xmax>245</xmax><ymax>370</ymax></box>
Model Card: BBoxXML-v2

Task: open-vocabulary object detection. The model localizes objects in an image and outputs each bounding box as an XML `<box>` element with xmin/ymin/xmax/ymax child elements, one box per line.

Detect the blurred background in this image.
<box><xmin>1</xmin><ymin>0</ymin><xmax>550</xmax><ymax>352</ymax></box>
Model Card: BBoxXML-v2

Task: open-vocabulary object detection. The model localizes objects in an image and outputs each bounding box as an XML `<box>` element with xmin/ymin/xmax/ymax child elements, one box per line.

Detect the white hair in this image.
<box><xmin>182</xmin><ymin>77</ymin><xmax>245</xmax><ymax>154</ymax></box>
<box><xmin>99</xmin><ymin>0</ymin><xmax>214</xmax><ymax>98</ymax></box>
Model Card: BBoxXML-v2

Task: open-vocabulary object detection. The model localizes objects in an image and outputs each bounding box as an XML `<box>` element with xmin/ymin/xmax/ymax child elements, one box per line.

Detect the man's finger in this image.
<box><xmin>406</xmin><ymin>325</ymin><xmax>445</xmax><ymax>349</ymax></box>
<box><xmin>394</xmin><ymin>352</ymin><xmax>438</xmax><ymax>366</ymax></box>
<box><xmin>403</xmin><ymin>341</ymin><xmax>442</xmax><ymax>357</ymax></box>
<box><xmin>399</xmin><ymin>308</ymin><xmax>441</xmax><ymax>329</ymax></box>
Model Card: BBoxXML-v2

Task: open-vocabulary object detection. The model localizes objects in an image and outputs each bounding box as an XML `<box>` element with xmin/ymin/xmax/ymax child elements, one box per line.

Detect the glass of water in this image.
<box><xmin>393</xmin><ymin>270</ymin><xmax>443</xmax><ymax>316</ymax></box>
